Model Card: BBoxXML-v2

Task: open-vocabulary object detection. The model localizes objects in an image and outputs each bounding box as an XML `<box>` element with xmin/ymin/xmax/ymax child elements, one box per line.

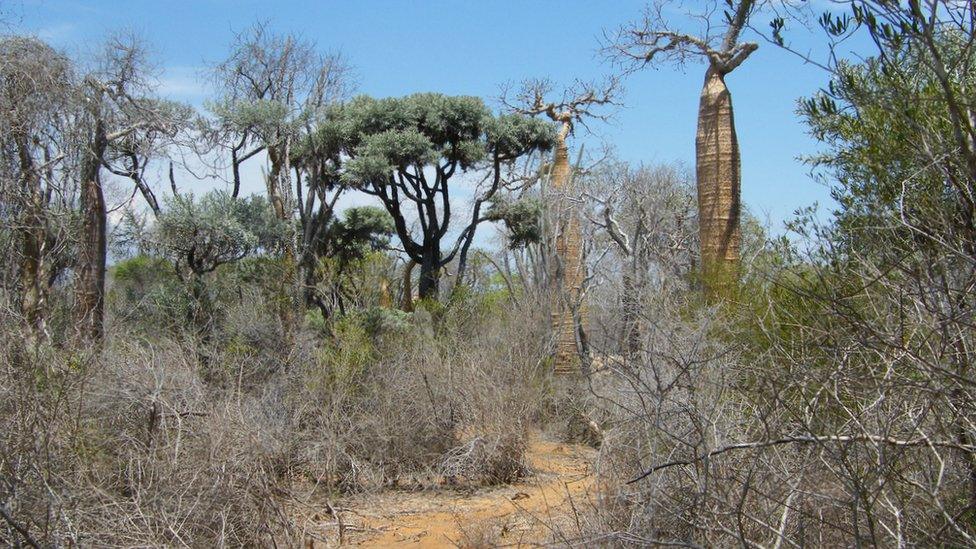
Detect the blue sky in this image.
<box><xmin>10</xmin><ymin>0</ymin><xmax>864</xmax><ymax>234</ymax></box>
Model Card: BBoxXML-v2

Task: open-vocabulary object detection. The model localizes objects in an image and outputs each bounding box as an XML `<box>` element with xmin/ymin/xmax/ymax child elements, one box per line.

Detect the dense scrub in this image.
<box><xmin>5</xmin><ymin>2</ymin><xmax>976</xmax><ymax>547</ymax></box>
<box><xmin>0</xmin><ymin>279</ymin><xmax>552</xmax><ymax>545</ymax></box>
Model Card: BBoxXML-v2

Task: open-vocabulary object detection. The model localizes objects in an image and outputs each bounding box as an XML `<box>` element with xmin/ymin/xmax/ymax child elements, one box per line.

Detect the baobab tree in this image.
<box><xmin>609</xmin><ymin>0</ymin><xmax>762</xmax><ymax>296</ymax></box>
<box><xmin>75</xmin><ymin>36</ymin><xmax>187</xmax><ymax>342</ymax></box>
<box><xmin>504</xmin><ymin>79</ymin><xmax>617</xmax><ymax>373</ymax></box>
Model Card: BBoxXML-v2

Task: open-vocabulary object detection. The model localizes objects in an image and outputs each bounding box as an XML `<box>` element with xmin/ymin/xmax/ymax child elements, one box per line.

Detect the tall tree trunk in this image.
<box><xmin>551</xmin><ymin>130</ymin><xmax>586</xmax><ymax>374</ymax></box>
<box><xmin>75</xmin><ymin>120</ymin><xmax>108</xmax><ymax>343</ymax></box>
<box><xmin>267</xmin><ymin>145</ymin><xmax>299</xmax><ymax>332</ymax></box>
<box><xmin>16</xmin><ymin>137</ymin><xmax>49</xmax><ymax>341</ymax></box>
<box><xmin>299</xmin><ymin>251</ymin><xmax>317</xmax><ymax>309</ymax></box>
<box><xmin>401</xmin><ymin>260</ymin><xmax>416</xmax><ymax>312</ymax></box>
<box><xmin>696</xmin><ymin>66</ymin><xmax>741</xmax><ymax>297</ymax></box>
<box><xmin>621</xmin><ymin>267</ymin><xmax>641</xmax><ymax>358</ymax></box>
<box><xmin>418</xmin><ymin>248</ymin><xmax>441</xmax><ymax>300</ymax></box>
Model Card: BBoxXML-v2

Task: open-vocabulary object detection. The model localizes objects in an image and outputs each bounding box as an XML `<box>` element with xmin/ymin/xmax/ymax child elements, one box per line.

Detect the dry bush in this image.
<box><xmin>287</xmin><ymin>298</ymin><xmax>552</xmax><ymax>490</ymax></box>
<box><xmin>452</xmin><ymin>513</ymin><xmax>508</xmax><ymax>548</ymax></box>
<box><xmin>574</xmin><ymin>254</ymin><xmax>976</xmax><ymax>546</ymax></box>
<box><xmin>0</xmin><ymin>323</ymin><xmax>299</xmax><ymax>547</ymax></box>
<box><xmin>1</xmin><ymin>263</ymin><xmax>552</xmax><ymax>547</ymax></box>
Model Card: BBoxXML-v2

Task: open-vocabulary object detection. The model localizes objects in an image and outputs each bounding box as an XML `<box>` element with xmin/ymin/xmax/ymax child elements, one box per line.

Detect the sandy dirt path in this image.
<box><xmin>297</xmin><ymin>433</ymin><xmax>597</xmax><ymax>547</ymax></box>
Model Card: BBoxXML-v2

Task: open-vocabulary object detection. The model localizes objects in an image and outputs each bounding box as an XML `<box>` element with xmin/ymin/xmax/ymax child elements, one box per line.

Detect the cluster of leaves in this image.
<box><xmin>322</xmin><ymin>206</ymin><xmax>395</xmax><ymax>266</ymax></box>
<box><xmin>150</xmin><ymin>191</ymin><xmax>286</xmax><ymax>277</ymax></box>
<box><xmin>485</xmin><ymin>196</ymin><xmax>544</xmax><ymax>249</ymax></box>
<box><xmin>298</xmin><ymin>93</ymin><xmax>555</xmax><ymax>186</ymax></box>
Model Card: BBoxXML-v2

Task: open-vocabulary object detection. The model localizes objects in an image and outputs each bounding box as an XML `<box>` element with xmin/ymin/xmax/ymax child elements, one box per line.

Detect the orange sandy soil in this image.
<box><xmin>290</xmin><ymin>433</ymin><xmax>597</xmax><ymax>547</ymax></box>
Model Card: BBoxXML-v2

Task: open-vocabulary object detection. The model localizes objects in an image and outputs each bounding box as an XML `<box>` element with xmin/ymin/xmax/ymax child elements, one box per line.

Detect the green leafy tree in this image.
<box><xmin>311</xmin><ymin>206</ymin><xmax>395</xmax><ymax>317</ymax></box>
<box><xmin>485</xmin><ymin>196</ymin><xmax>544</xmax><ymax>250</ymax></box>
<box><xmin>754</xmin><ymin>3</ymin><xmax>976</xmax><ymax>537</ymax></box>
<box><xmin>324</xmin><ymin>206</ymin><xmax>395</xmax><ymax>266</ymax></box>
<box><xmin>308</xmin><ymin>93</ymin><xmax>555</xmax><ymax>299</ymax></box>
<box><xmin>144</xmin><ymin>191</ymin><xmax>284</xmax><ymax>332</ymax></box>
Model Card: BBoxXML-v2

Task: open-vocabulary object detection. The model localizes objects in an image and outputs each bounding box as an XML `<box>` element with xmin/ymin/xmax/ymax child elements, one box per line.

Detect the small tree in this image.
<box><xmin>311</xmin><ymin>93</ymin><xmax>555</xmax><ymax>299</ymax></box>
<box><xmin>146</xmin><ymin>191</ymin><xmax>283</xmax><ymax>333</ymax></box>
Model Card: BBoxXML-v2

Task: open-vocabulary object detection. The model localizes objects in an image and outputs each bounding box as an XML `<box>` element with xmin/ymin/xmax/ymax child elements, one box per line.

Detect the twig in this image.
<box><xmin>629</xmin><ymin>434</ymin><xmax>976</xmax><ymax>484</ymax></box>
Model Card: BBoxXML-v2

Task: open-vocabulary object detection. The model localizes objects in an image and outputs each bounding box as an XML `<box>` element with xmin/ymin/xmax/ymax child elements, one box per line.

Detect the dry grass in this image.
<box><xmin>0</xmin><ymin>293</ymin><xmax>552</xmax><ymax>546</ymax></box>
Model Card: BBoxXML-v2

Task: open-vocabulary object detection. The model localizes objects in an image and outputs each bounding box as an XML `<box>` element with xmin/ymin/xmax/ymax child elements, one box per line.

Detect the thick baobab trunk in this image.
<box><xmin>551</xmin><ymin>132</ymin><xmax>586</xmax><ymax>374</ymax></box>
<box><xmin>75</xmin><ymin>122</ymin><xmax>108</xmax><ymax>343</ymax></box>
<box><xmin>696</xmin><ymin>67</ymin><xmax>741</xmax><ymax>297</ymax></box>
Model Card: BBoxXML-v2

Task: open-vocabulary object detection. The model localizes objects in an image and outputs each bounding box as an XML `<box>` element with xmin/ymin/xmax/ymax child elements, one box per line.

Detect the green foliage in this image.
<box><xmin>485</xmin><ymin>196</ymin><xmax>543</xmax><ymax>249</ymax></box>
<box><xmin>323</xmin><ymin>313</ymin><xmax>376</xmax><ymax>382</ymax></box>
<box><xmin>485</xmin><ymin>113</ymin><xmax>558</xmax><ymax>159</ymax></box>
<box><xmin>152</xmin><ymin>191</ymin><xmax>285</xmax><ymax>276</ymax></box>
<box><xmin>115</xmin><ymin>192</ymin><xmax>287</xmax><ymax>334</ymax></box>
<box><xmin>111</xmin><ymin>254</ymin><xmax>173</xmax><ymax>287</ymax></box>
<box><xmin>798</xmin><ymin>34</ymin><xmax>975</xmax><ymax>261</ymax></box>
<box><xmin>321</xmin><ymin>93</ymin><xmax>555</xmax><ymax>186</ymax></box>
<box><xmin>295</xmin><ymin>92</ymin><xmax>555</xmax><ymax>300</ymax></box>
<box><xmin>324</xmin><ymin>206</ymin><xmax>395</xmax><ymax>265</ymax></box>
<box><xmin>208</xmin><ymin>97</ymin><xmax>292</xmax><ymax>136</ymax></box>
<box><xmin>108</xmin><ymin>255</ymin><xmax>188</xmax><ymax>331</ymax></box>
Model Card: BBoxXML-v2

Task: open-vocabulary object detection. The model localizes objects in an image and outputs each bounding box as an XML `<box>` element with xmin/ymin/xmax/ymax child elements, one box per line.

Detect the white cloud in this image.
<box><xmin>36</xmin><ymin>22</ymin><xmax>76</xmax><ymax>42</ymax></box>
<box><xmin>157</xmin><ymin>66</ymin><xmax>209</xmax><ymax>103</ymax></box>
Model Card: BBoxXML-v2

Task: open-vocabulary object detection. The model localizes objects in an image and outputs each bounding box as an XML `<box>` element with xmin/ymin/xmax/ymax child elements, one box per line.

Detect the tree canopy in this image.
<box><xmin>299</xmin><ymin>92</ymin><xmax>556</xmax><ymax>298</ymax></box>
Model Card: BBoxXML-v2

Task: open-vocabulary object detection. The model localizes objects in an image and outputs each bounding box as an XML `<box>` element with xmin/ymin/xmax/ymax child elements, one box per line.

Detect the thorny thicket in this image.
<box><xmin>0</xmin><ymin>285</ymin><xmax>551</xmax><ymax>546</ymax></box>
<box><xmin>573</xmin><ymin>2</ymin><xmax>976</xmax><ymax>547</ymax></box>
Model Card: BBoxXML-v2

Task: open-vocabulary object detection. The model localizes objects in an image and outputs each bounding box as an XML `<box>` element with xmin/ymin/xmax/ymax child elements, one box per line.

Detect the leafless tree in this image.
<box><xmin>606</xmin><ymin>0</ymin><xmax>802</xmax><ymax>297</ymax></box>
<box><xmin>74</xmin><ymin>35</ymin><xmax>186</xmax><ymax>342</ymax></box>
<box><xmin>502</xmin><ymin>77</ymin><xmax>619</xmax><ymax>374</ymax></box>
<box><xmin>584</xmin><ymin>161</ymin><xmax>697</xmax><ymax>358</ymax></box>
<box><xmin>0</xmin><ymin>36</ymin><xmax>77</xmax><ymax>342</ymax></box>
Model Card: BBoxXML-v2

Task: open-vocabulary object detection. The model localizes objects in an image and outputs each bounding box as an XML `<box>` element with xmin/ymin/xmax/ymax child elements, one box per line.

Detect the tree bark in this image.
<box><xmin>621</xmin><ymin>268</ymin><xmax>641</xmax><ymax>358</ymax></box>
<box><xmin>75</xmin><ymin>119</ymin><xmax>108</xmax><ymax>343</ymax></box>
<box><xmin>19</xmin><ymin>212</ymin><xmax>47</xmax><ymax>338</ymax></box>
<box><xmin>418</xmin><ymin>248</ymin><xmax>441</xmax><ymax>301</ymax></box>
<box><xmin>401</xmin><ymin>260</ymin><xmax>416</xmax><ymax>312</ymax></box>
<box><xmin>696</xmin><ymin>66</ymin><xmax>741</xmax><ymax>297</ymax></box>
<box><xmin>14</xmin><ymin>135</ymin><xmax>49</xmax><ymax>341</ymax></box>
<box><xmin>551</xmin><ymin>130</ymin><xmax>586</xmax><ymax>374</ymax></box>
<box><xmin>267</xmin><ymin>144</ymin><xmax>300</xmax><ymax>332</ymax></box>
